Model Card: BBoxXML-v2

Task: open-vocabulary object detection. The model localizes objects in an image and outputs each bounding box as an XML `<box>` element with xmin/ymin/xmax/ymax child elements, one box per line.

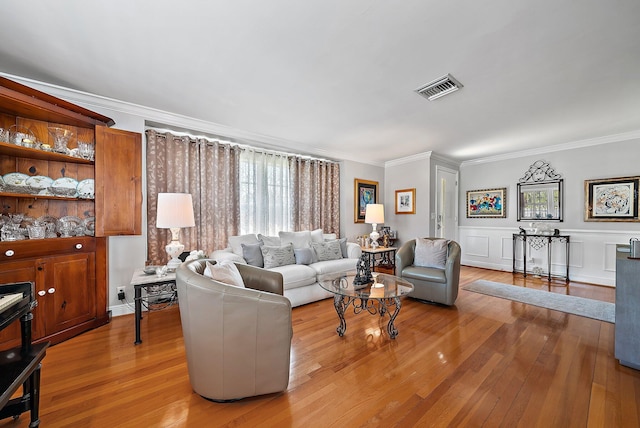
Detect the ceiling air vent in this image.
<box><xmin>414</xmin><ymin>73</ymin><xmax>463</xmax><ymax>101</ymax></box>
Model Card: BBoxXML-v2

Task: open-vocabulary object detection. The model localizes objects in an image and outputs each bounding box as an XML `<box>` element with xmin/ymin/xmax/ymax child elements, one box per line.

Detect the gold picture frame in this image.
<box><xmin>395</xmin><ymin>188</ymin><xmax>416</xmax><ymax>214</ymax></box>
<box><xmin>354</xmin><ymin>178</ymin><xmax>378</xmax><ymax>223</ymax></box>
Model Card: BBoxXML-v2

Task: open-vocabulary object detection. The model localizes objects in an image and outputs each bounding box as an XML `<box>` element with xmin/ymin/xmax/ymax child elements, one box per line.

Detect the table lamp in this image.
<box><xmin>365</xmin><ymin>203</ymin><xmax>385</xmax><ymax>249</ymax></box>
<box><xmin>156</xmin><ymin>193</ymin><xmax>195</xmax><ymax>271</ymax></box>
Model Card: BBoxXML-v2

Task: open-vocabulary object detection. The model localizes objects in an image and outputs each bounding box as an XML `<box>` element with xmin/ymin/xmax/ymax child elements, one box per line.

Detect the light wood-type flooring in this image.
<box><xmin>2</xmin><ymin>266</ymin><xmax>639</xmax><ymax>427</ymax></box>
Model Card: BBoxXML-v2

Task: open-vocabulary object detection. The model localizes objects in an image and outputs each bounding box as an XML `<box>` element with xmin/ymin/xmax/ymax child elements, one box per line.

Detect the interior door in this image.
<box><xmin>435</xmin><ymin>166</ymin><xmax>459</xmax><ymax>241</ymax></box>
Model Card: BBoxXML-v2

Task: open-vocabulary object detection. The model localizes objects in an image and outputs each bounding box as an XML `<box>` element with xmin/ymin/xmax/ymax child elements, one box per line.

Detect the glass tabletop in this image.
<box><xmin>319</xmin><ymin>271</ymin><xmax>414</xmax><ymax>300</ymax></box>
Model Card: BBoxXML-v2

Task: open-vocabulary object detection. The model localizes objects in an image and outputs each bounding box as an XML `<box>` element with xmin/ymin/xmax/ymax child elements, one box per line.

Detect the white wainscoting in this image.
<box><xmin>459</xmin><ymin>226</ymin><xmax>637</xmax><ymax>286</ymax></box>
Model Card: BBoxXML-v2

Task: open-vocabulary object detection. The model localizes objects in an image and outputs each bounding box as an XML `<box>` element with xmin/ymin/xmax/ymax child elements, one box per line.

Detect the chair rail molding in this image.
<box><xmin>459</xmin><ymin>226</ymin><xmax>638</xmax><ymax>286</ymax></box>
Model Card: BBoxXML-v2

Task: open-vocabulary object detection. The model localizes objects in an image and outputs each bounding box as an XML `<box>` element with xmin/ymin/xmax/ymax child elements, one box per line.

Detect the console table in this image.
<box><xmin>512</xmin><ymin>233</ymin><xmax>570</xmax><ymax>282</ymax></box>
<box><xmin>129</xmin><ymin>269</ymin><xmax>177</xmax><ymax>345</ymax></box>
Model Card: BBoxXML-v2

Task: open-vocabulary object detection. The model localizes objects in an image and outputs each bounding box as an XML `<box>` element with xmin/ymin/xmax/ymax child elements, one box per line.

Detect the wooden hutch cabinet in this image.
<box><xmin>0</xmin><ymin>76</ymin><xmax>141</xmax><ymax>350</ymax></box>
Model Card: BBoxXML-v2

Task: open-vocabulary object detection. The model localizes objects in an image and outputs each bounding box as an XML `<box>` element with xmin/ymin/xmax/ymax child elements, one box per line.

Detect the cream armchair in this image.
<box><xmin>395</xmin><ymin>239</ymin><xmax>461</xmax><ymax>306</ymax></box>
<box><xmin>176</xmin><ymin>259</ymin><xmax>292</xmax><ymax>401</ymax></box>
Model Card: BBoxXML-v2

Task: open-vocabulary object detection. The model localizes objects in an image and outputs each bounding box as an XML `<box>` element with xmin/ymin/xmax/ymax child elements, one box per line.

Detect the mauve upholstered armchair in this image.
<box><xmin>395</xmin><ymin>238</ymin><xmax>461</xmax><ymax>306</ymax></box>
<box><xmin>176</xmin><ymin>259</ymin><xmax>292</xmax><ymax>401</ymax></box>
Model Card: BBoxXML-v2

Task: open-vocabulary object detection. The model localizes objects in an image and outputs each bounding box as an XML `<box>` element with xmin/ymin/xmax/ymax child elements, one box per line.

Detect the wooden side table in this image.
<box><xmin>360</xmin><ymin>247</ymin><xmax>398</xmax><ymax>274</ymax></box>
<box><xmin>129</xmin><ymin>269</ymin><xmax>177</xmax><ymax>345</ymax></box>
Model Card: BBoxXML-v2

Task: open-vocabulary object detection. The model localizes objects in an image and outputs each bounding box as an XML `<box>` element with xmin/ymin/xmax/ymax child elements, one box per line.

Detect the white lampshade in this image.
<box><xmin>365</xmin><ymin>204</ymin><xmax>385</xmax><ymax>225</ymax></box>
<box><xmin>156</xmin><ymin>193</ymin><xmax>195</xmax><ymax>270</ymax></box>
<box><xmin>365</xmin><ymin>204</ymin><xmax>384</xmax><ymax>249</ymax></box>
<box><xmin>156</xmin><ymin>193</ymin><xmax>195</xmax><ymax>228</ymax></box>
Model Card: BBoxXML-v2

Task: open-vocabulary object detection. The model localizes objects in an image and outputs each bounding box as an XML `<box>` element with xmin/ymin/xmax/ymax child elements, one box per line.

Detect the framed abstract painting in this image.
<box><xmin>354</xmin><ymin>178</ymin><xmax>378</xmax><ymax>223</ymax></box>
<box><xmin>466</xmin><ymin>188</ymin><xmax>507</xmax><ymax>218</ymax></box>
<box><xmin>584</xmin><ymin>176</ymin><xmax>639</xmax><ymax>222</ymax></box>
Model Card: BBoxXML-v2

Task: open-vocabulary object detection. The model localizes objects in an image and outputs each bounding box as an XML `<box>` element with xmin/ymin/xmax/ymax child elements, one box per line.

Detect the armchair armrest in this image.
<box><xmin>396</xmin><ymin>239</ymin><xmax>416</xmax><ymax>272</ymax></box>
<box><xmin>346</xmin><ymin>242</ymin><xmax>362</xmax><ymax>259</ymax></box>
<box><xmin>236</xmin><ymin>263</ymin><xmax>284</xmax><ymax>295</ymax></box>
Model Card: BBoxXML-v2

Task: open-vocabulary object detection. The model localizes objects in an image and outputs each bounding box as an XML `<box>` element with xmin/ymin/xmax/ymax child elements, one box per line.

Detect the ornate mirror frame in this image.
<box><xmin>516</xmin><ymin>160</ymin><xmax>563</xmax><ymax>222</ymax></box>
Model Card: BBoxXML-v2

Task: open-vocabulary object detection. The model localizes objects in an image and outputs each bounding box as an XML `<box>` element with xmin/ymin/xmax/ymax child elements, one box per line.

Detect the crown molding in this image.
<box><xmin>385</xmin><ymin>151</ymin><xmax>432</xmax><ymax>167</ymax></box>
<box><xmin>460</xmin><ymin>130</ymin><xmax>640</xmax><ymax>167</ymax></box>
<box><xmin>0</xmin><ymin>72</ymin><xmax>378</xmax><ymax>165</ymax></box>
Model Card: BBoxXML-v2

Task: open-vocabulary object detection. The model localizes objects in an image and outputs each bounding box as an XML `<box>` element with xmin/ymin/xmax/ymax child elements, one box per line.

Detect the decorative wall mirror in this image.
<box><xmin>517</xmin><ymin>160</ymin><xmax>563</xmax><ymax>221</ymax></box>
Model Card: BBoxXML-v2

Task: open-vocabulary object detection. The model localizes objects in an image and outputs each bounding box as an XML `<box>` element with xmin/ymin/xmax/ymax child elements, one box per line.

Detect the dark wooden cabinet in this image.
<box><xmin>0</xmin><ymin>76</ymin><xmax>142</xmax><ymax>348</ymax></box>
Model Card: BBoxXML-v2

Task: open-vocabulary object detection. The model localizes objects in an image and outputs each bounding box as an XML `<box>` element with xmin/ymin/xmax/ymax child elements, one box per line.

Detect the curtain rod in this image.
<box><xmin>145</xmin><ymin>127</ymin><xmax>338</xmax><ymax>164</ymax></box>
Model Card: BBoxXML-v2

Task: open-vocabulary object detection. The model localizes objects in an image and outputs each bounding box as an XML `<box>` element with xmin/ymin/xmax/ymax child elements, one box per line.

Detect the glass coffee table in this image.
<box><xmin>319</xmin><ymin>272</ymin><xmax>414</xmax><ymax>339</ymax></box>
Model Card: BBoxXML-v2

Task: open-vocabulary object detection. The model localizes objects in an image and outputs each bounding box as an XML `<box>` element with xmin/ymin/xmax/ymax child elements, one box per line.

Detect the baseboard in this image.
<box><xmin>110</xmin><ymin>303</ymin><xmax>135</xmax><ymax>317</ymax></box>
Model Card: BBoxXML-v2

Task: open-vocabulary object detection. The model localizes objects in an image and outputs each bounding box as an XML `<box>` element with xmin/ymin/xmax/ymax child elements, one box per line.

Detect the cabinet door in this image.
<box><xmin>95</xmin><ymin>125</ymin><xmax>142</xmax><ymax>236</ymax></box>
<box><xmin>0</xmin><ymin>259</ymin><xmax>36</xmax><ymax>350</ymax></box>
<box><xmin>39</xmin><ymin>253</ymin><xmax>96</xmax><ymax>336</ymax></box>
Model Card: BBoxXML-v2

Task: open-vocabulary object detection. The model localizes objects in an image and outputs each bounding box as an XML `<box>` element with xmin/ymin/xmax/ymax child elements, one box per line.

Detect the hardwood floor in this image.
<box><xmin>2</xmin><ymin>266</ymin><xmax>639</xmax><ymax>428</ymax></box>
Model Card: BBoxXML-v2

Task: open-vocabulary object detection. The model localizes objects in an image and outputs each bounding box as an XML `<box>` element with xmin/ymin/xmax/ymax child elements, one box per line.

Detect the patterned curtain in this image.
<box><xmin>289</xmin><ymin>157</ymin><xmax>341</xmax><ymax>235</ymax></box>
<box><xmin>146</xmin><ymin>130</ymin><xmax>240</xmax><ymax>265</ymax></box>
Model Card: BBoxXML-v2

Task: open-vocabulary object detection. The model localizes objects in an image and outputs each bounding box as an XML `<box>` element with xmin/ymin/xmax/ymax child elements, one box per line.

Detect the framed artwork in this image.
<box><xmin>584</xmin><ymin>176</ymin><xmax>640</xmax><ymax>222</ymax></box>
<box><xmin>354</xmin><ymin>178</ymin><xmax>378</xmax><ymax>223</ymax></box>
<box><xmin>395</xmin><ymin>188</ymin><xmax>416</xmax><ymax>214</ymax></box>
<box><xmin>466</xmin><ymin>188</ymin><xmax>507</xmax><ymax>218</ymax></box>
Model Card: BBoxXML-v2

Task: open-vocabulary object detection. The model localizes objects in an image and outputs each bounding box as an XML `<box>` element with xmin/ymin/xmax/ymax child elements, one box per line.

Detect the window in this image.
<box><xmin>239</xmin><ymin>150</ymin><xmax>292</xmax><ymax>235</ymax></box>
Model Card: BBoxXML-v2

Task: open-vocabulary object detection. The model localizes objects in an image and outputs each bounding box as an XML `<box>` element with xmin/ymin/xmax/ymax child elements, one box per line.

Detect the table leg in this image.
<box><xmin>333</xmin><ymin>294</ymin><xmax>348</xmax><ymax>337</ymax></box>
<box><xmin>134</xmin><ymin>285</ymin><xmax>142</xmax><ymax>345</ymax></box>
<box><xmin>383</xmin><ymin>297</ymin><xmax>401</xmax><ymax>339</ymax></box>
<box><xmin>28</xmin><ymin>364</ymin><xmax>42</xmax><ymax>428</ymax></box>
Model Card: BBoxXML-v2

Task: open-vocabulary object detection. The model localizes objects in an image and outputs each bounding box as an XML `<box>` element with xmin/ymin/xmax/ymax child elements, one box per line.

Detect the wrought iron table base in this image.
<box><xmin>332</xmin><ymin>294</ymin><xmax>402</xmax><ymax>339</ymax></box>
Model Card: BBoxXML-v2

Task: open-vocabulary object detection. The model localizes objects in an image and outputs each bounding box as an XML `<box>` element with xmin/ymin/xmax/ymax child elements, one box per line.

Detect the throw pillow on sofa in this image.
<box><xmin>311</xmin><ymin>240</ymin><xmax>342</xmax><ymax>261</ymax></box>
<box><xmin>323</xmin><ymin>236</ymin><xmax>348</xmax><ymax>258</ymax></box>
<box><xmin>228</xmin><ymin>234</ymin><xmax>259</xmax><ymax>256</ymax></box>
<box><xmin>258</xmin><ymin>233</ymin><xmax>281</xmax><ymax>247</ymax></box>
<box><xmin>294</xmin><ymin>247</ymin><xmax>317</xmax><ymax>265</ymax></box>
<box><xmin>203</xmin><ymin>260</ymin><xmax>245</xmax><ymax>288</ymax></box>
<box><xmin>261</xmin><ymin>243</ymin><xmax>296</xmax><ymax>268</ymax></box>
<box><xmin>414</xmin><ymin>238</ymin><xmax>449</xmax><ymax>269</ymax></box>
<box><xmin>242</xmin><ymin>242</ymin><xmax>264</xmax><ymax>267</ymax></box>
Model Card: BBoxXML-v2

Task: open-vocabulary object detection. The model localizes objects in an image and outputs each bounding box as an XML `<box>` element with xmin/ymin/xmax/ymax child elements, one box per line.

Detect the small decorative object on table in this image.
<box><xmin>184</xmin><ymin>249</ymin><xmax>206</xmax><ymax>262</ymax></box>
<box><xmin>353</xmin><ymin>253</ymin><xmax>373</xmax><ymax>286</ymax></box>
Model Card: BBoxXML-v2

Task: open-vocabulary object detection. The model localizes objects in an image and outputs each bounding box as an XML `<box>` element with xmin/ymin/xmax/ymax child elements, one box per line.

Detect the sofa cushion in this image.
<box><xmin>268</xmin><ymin>264</ymin><xmax>317</xmax><ymax>290</ymax></box>
<box><xmin>310</xmin><ymin>228</ymin><xmax>324</xmax><ymax>243</ymax></box>
<box><xmin>228</xmin><ymin>233</ymin><xmax>259</xmax><ymax>256</ymax></box>
<box><xmin>311</xmin><ymin>240</ymin><xmax>342</xmax><ymax>261</ymax></box>
<box><xmin>279</xmin><ymin>230</ymin><xmax>312</xmax><ymax>249</ymax></box>
<box><xmin>294</xmin><ymin>247</ymin><xmax>317</xmax><ymax>265</ymax></box>
<box><xmin>261</xmin><ymin>243</ymin><xmax>296</xmax><ymax>268</ymax></box>
<box><xmin>203</xmin><ymin>260</ymin><xmax>245</xmax><ymax>288</ymax></box>
<box><xmin>310</xmin><ymin>258</ymin><xmax>359</xmax><ymax>277</ymax></box>
<box><xmin>242</xmin><ymin>242</ymin><xmax>264</xmax><ymax>267</ymax></box>
<box><xmin>401</xmin><ymin>265</ymin><xmax>447</xmax><ymax>283</ymax></box>
<box><xmin>258</xmin><ymin>233</ymin><xmax>281</xmax><ymax>246</ymax></box>
<box><xmin>414</xmin><ymin>238</ymin><xmax>448</xmax><ymax>269</ymax></box>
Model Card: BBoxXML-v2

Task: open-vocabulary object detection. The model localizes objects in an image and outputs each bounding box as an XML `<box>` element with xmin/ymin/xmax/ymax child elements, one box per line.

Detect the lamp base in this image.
<box><xmin>370</xmin><ymin>225</ymin><xmax>380</xmax><ymax>250</ymax></box>
<box><xmin>165</xmin><ymin>229</ymin><xmax>185</xmax><ymax>272</ymax></box>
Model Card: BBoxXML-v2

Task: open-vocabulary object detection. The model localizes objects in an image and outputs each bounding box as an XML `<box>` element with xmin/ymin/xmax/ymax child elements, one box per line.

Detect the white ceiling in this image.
<box><xmin>2</xmin><ymin>0</ymin><xmax>640</xmax><ymax>164</ymax></box>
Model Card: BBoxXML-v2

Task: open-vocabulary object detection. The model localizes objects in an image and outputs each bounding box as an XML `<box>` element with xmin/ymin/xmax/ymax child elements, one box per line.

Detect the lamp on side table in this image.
<box><xmin>365</xmin><ymin>203</ymin><xmax>385</xmax><ymax>249</ymax></box>
<box><xmin>156</xmin><ymin>193</ymin><xmax>195</xmax><ymax>271</ymax></box>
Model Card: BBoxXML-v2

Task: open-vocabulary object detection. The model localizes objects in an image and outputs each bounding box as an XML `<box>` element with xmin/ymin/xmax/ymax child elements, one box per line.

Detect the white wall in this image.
<box><xmin>384</xmin><ymin>153</ymin><xmax>432</xmax><ymax>245</ymax></box>
<box><xmin>459</xmin><ymin>136</ymin><xmax>640</xmax><ymax>286</ymax></box>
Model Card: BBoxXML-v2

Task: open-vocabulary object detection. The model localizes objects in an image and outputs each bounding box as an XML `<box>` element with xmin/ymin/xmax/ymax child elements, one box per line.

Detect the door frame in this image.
<box><xmin>434</xmin><ymin>165</ymin><xmax>459</xmax><ymax>242</ymax></box>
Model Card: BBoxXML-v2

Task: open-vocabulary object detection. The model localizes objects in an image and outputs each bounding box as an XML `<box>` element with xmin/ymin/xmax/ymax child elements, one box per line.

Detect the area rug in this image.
<box><xmin>463</xmin><ymin>280</ymin><xmax>615</xmax><ymax>323</ymax></box>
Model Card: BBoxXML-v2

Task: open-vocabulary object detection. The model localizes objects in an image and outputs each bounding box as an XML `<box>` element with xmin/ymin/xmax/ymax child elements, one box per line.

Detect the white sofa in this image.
<box><xmin>210</xmin><ymin>229</ymin><xmax>362</xmax><ymax>307</ymax></box>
